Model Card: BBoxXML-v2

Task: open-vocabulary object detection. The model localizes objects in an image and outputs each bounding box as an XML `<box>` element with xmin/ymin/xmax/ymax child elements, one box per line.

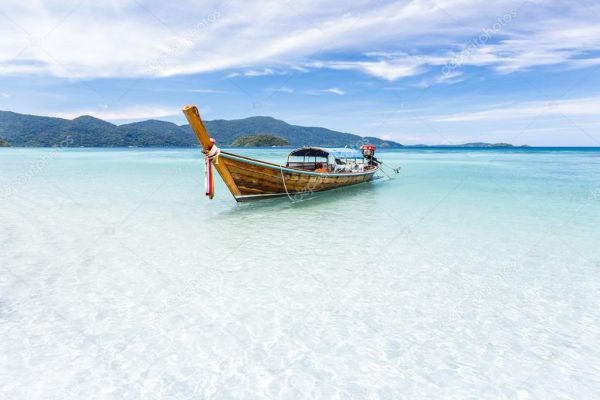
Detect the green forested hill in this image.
<box><xmin>0</xmin><ymin>111</ymin><xmax>403</xmax><ymax>148</ymax></box>
<box><xmin>230</xmin><ymin>134</ymin><xmax>290</xmax><ymax>147</ymax></box>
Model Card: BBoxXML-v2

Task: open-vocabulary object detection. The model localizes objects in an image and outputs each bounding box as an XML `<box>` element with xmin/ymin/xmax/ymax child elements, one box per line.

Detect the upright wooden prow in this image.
<box><xmin>182</xmin><ymin>105</ymin><xmax>213</xmax><ymax>150</ymax></box>
<box><xmin>182</xmin><ymin>105</ymin><xmax>241</xmax><ymax>197</ymax></box>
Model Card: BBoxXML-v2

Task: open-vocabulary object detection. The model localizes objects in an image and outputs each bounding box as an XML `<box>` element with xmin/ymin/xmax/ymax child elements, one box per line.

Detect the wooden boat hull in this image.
<box><xmin>219</xmin><ymin>151</ymin><xmax>378</xmax><ymax>201</ymax></box>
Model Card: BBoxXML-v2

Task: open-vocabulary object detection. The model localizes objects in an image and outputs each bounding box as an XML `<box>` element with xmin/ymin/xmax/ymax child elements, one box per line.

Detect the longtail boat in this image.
<box><xmin>183</xmin><ymin>105</ymin><xmax>384</xmax><ymax>202</ymax></box>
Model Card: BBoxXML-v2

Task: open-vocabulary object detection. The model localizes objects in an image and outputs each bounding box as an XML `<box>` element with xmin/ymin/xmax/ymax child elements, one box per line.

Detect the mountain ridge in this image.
<box><xmin>0</xmin><ymin>111</ymin><xmax>403</xmax><ymax>148</ymax></box>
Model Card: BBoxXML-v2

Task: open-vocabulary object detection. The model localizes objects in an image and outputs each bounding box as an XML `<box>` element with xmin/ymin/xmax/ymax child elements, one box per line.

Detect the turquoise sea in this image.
<box><xmin>1</xmin><ymin>147</ymin><xmax>599</xmax><ymax>399</ymax></box>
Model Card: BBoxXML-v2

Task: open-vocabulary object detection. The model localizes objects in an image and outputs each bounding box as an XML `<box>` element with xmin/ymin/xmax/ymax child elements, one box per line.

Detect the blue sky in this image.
<box><xmin>1</xmin><ymin>0</ymin><xmax>600</xmax><ymax>145</ymax></box>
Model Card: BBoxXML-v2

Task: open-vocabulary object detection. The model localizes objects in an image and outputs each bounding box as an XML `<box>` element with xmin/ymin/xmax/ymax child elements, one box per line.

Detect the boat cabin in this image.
<box><xmin>286</xmin><ymin>147</ymin><xmax>375</xmax><ymax>173</ymax></box>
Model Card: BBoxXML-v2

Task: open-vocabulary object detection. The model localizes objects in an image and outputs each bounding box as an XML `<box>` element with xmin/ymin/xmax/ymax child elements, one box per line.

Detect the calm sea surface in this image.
<box><xmin>1</xmin><ymin>147</ymin><xmax>599</xmax><ymax>399</ymax></box>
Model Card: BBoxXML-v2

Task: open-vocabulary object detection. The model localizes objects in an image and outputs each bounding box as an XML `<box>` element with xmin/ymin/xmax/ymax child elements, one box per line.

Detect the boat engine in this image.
<box><xmin>360</xmin><ymin>145</ymin><xmax>380</xmax><ymax>166</ymax></box>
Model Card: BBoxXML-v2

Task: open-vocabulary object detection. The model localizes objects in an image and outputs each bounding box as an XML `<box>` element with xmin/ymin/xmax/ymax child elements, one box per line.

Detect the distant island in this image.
<box><xmin>0</xmin><ymin>110</ymin><xmax>402</xmax><ymax>148</ymax></box>
<box><xmin>0</xmin><ymin>137</ymin><xmax>9</xmax><ymax>147</ymax></box>
<box><xmin>407</xmin><ymin>142</ymin><xmax>526</xmax><ymax>148</ymax></box>
<box><xmin>463</xmin><ymin>142</ymin><xmax>513</xmax><ymax>147</ymax></box>
<box><xmin>231</xmin><ymin>134</ymin><xmax>290</xmax><ymax>147</ymax></box>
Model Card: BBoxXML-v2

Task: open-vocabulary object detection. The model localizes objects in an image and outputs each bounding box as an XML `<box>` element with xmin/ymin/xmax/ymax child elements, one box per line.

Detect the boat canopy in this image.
<box><xmin>288</xmin><ymin>147</ymin><xmax>364</xmax><ymax>159</ymax></box>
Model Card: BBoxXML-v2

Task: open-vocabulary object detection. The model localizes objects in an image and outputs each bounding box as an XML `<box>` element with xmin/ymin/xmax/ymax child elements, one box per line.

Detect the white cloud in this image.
<box><xmin>323</xmin><ymin>58</ymin><xmax>425</xmax><ymax>81</ymax></box>
<box><xmin>227</xmin><ymin>68</ymin><xmax>287</xmax><ymax>78</ymax></box>
<box><xmin>0</xmin><ymin>0</ymin><xmax>599</xmax><ymax>81</ymax></box>
<box><xmin>445</xmin><ymin>25</ymin><xmax>600</xmax><ymax>74</ymax></box>
<box><xmin>47</xmin><ymin>105</ymin><xmax>179</xmax><ymax>122</ymax></box>
<box><xmin>265</xmin><ymin>86</ymin><xmax>294</xmax><ymax>93</ymax></box>
<box><xmin>0</xmin><ymin>92</ymin><xmax>10</xmax><ymax>98</ymax></box>
<box><xmin>310</xmin><ymin>5</ymin><xmax>600</xmax><ymax>81</ymax></box>
<box><xmin>431</xmin><ymin>97</ymin><xmax>600</xmax><ymax>122</ymax></box>
<box><xmin>306</xmin><ymin>87</ymin><xmax>345</xmax><ymax>95</ymax></box>
<box><xmin>312</xmin><ymin>22</ymin><xmax>600</xmax><ymax>81</ymax></box>
<box><xmin>323</xmin><ymin>88</ymin><xmax>345</xmax><ymax>95</ymax></box>
<box><xmin>413</xmin><ymin>71</ymin><xmax>464</xmax><ymax>88</ymax></box>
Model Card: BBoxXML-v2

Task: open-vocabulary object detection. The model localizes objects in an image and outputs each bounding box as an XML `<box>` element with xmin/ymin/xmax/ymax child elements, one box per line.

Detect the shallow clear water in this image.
<box><xmin>1</xmin><ymin>147</ymin><xmax>599</xmax><ymax>399</ymax></box>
